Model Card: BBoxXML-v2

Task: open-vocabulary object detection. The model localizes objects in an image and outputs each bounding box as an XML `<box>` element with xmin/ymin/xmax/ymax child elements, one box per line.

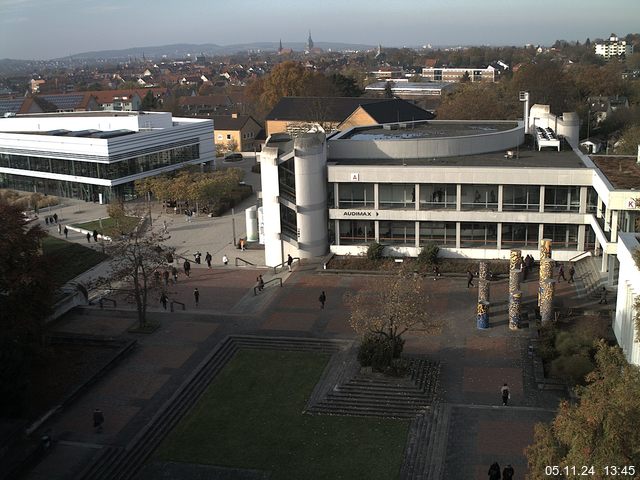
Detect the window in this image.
<box><xmin>379</xmin><ymin>184</ymin><xmax>415</xmax><ymax>209</ymax></box>
<box><xmin>544</xmin><ymin>186</ymin><xmax>580</xmax><ymax>212</ymax></box>
<box><xmin>461</xmin><ymin>184</ymin><xmax>498</xmax><ymax>210</ymax></box>
<box><xmin>543</xmin><ymin>224</ymin><xmax>579</xmax><ymax>250</ymax></box>
<box><xmin>501</xmin><ymin>223</ymin><xmax>538</xmax><ymax>248</ymax></box>
<box><xmin>338</xmin><ymin>183</ymin><xmax>374</xmax><ymax>208</ymax></box>
<box><xmin>226</xmin><ymin>134</ymin><xmax>232</xmax><ymax>140</ymax></box>
<box><xmin>379</xmin><ymin>221</ymin><xmax>415</xmax><ymax>245</ymax></box>
<box><xmin>339</xmin><ymin>220</ymin><xmax>375</xmax><ymax>245</ymax></box>
<box><xmin>586</xmin><ymin>187</ymin><xmax>598</xmax><ymax>213</ymax></box>
<box><xmin>419</xmin><ymin>184</ymin><xmax>456</xmax><ymax>209</ymax></box>
<box><xmin>278</xmin><ymin>158</ymin><xmax>296</xmax><ymax>203</ymax></box>
<box><xmin>280</xmin><ymin>204</ymin><xmax>297</xmax><ymax>241</ymax></box>
<box><xmin>419</xmin><ymin>222</ymin><xmax>456</xmax><ymax>246</ymax></box>
<box><xmin>502</xmin><ymin>185</ymin><xmax>540</xmax><ymax>211</ymax></box>
<box><xmin>460</xmin><ymin>223</ymin><xmax>497</xmax><ymax>248</ymax></box>
<box><xmin>217</xmin><ymin>134</ymin><xmax>223</xmax><ymax>140</ymax></box>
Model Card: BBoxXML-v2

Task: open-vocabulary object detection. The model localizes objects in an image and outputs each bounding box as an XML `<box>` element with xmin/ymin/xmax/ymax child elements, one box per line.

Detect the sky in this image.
<box><xmin>1</xmin><ymin>0</ymin><xmax>639</xmax><ymax>60</ymax></box>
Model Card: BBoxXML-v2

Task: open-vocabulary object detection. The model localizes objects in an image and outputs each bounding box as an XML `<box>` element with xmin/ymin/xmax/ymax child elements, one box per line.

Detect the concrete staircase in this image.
<box><xmin>399</xmin><ymin>403</ymin><xmax>452</xmax><ymax>480</ymax></box>
<box><xmin>573</xmin><ymin>256</ymin><xmax>617</xmax><ymax>302</ymax></box>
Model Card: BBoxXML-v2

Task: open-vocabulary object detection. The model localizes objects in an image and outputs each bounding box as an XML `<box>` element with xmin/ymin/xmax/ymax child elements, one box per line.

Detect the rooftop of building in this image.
<box><xmin>592</xmin><ymin>155</ymin><xmax>640</xmax><ymax>190</ymax></box>
<box><xmin>329</xmin><ymin>143</ymin><xmax>587</xmax><ymax>169</ymax></box>
<box><xmin>339</xmin><ymin>120</ymin><xmax>518</xmax><ymax>140</ymax></box>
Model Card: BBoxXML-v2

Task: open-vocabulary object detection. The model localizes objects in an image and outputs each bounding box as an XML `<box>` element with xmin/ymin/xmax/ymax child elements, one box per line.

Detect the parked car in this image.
<box><xmin>223</xmin><ymin>152</ymin><xmax>243</xmax><ymax>162</ymax></box>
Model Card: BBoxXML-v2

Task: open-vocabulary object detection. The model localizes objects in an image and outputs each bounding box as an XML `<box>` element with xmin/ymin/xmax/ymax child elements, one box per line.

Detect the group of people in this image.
<box><xmin>521</xmin><ymin>254</ymin><xmax>535</xmax><ymax>280</ymax></box>
<box><xmin>488</xmin><ymin>461</ymin><xmax>514</xmax><ymax>480</ymax></box>
<box><xmin>556</xmin><ymin>262</ymin><xmax>576</xmax><ymax>283</ymax></box>
<box><xmin>86</xmin><ymin>229</ymin><xmax>100</xmax><ymax>243</ymax></box>
<box><xmin>44</xmin><ymin>213</ymin><xmax>59</xmax><ymax>225</ymax></box>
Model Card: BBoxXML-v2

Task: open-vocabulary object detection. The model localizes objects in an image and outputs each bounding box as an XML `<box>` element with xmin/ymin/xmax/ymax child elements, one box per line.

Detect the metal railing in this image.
<box><xmin>235</xmin><ymin>257</ymin><xmax>256</xmax><ymax>267</ymax></box>
<box><xmin>273</xmin><ymin>257</ymin><xmax>300</xmax><ymax>274</ymax></box>
<box><xmin>98</xmin><ymin>297</ymin><xmax>117</xmax><ymax>309</ymax></box>
<box><xmin>254</xmin><ymin>277</ymin><xmax>283</xmax><ymax>295</ymax></box>
<box><xmin>170</xmin><ymin>300</ymin><xmax>185</xmax><ymax>312</ymax></box>
<box><xmin>569</xmin><ymin>251</ymin><xmax>592</xmax><ymax>263</ymax></box>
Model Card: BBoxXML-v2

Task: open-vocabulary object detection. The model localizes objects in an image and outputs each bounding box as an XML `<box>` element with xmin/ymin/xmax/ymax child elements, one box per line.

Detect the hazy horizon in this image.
<box><xmin>1</xmin><ymin>0</ymin><xmax>639</xmax><ymax>60</ymax></box>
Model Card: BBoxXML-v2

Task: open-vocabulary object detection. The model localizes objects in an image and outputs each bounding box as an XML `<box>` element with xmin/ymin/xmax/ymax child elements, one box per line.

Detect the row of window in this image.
<box><xmin>334</xmin><ymin>183</ymin><xmax>597</xmax><ymax>212</ymax></box>
<box><xmin>0</xmin><ymin>144</ymin><xmax>200</xmax><ymax>181</ymax></box>
<box><xmin>337</xmin><ymin>220</ymin><xmax>590</xmax><ymax>250</ymax></box>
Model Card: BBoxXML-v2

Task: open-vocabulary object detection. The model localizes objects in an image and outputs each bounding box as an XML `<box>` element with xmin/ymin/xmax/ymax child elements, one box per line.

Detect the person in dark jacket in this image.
<box><xmin>488</xmin><ymin>461</ymin><xmax>501</xmax><ymax>480</ymax></box>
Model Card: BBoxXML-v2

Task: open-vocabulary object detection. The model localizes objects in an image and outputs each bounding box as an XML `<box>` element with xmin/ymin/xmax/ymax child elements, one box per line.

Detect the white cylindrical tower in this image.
<box><xmin>294</xmin><ymin>132</ymin><xmax>328</xmax><ymax>258</ymax></box>
<box><xmin>257</xmin><ymin>206</ymin><xmax>265</xmax><ymax>245</ymax></box>
<box><xmin>245</xmin><ymin>205</ymin><xmax>258</xmax><ymax>242</ymax></box>
<box><xmin>260</xmin><ymin>144</ymin><xmax>285</xmax><ymax>267</ymax></box>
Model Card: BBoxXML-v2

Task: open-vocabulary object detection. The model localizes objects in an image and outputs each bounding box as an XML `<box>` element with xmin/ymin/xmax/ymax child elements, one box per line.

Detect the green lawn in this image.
<box><xmin>73</xmin><ymin>216</ymin><xmax>139</xmax><ymax>236</ymax></box>
<box><xmin>155</xmin><ymin>349</ymin><xmax>409</xmax><ymax>480</ymax></box>
<box><xmin>42</xmin><ymin>235</ymin><xmax>108</xmax><ymax>285</ymax></box>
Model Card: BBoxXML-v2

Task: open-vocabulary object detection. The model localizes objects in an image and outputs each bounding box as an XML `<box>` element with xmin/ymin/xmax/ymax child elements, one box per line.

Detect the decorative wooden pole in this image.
<box><xmin>478</xmin><ymin>261</ymin><xmax>490</xmax><ymax>303</ymax></box>
<box><xmin>509</xmin><ymin>290</ymin><xmax>522</xmax><ymax>330</ymax></box>
<box><xmin>476</xmin><ymin>300</ymin><xmax>490</xmax><ymax>329</ymax></box>
<box><xmin>540</xmin><ymin>279</ymin><xmax>556</xmax><ymax>324</ymax></box>
<box><xmin>539</xmin><ymin>238</ymin><xmax>552</xmax><ymax>260</ymax></box>
<box><xmin>538</xmin><ymin>258</ymin><xmax>554</xmax><ymax>306</ymax></box>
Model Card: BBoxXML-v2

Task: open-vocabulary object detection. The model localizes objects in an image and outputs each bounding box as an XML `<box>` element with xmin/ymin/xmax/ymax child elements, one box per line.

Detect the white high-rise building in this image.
<box><xmin>594</xmin><ymin>33</ymin><xmax>633</xmax><ymax>59</ymax></box>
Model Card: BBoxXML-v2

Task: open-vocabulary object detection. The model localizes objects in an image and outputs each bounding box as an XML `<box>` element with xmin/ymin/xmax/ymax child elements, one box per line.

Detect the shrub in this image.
<box><xmin>550</xmin><ymin>353</ymin><xmax>594</xmax><ymax>385</ymax></box>
<box><xmin>417</xmin><ymin>243</ymin><xmax>439</xmax><ymax>265</ymax></box>
<box><xmin>366</xmin><ymin>242</ymin><xmax>384</xmax><ymax>260</ymax></box>
<box><xmin>357</xmin><ymin>333</ymin><xmax>405</xmax><ymax>372</ymax></box>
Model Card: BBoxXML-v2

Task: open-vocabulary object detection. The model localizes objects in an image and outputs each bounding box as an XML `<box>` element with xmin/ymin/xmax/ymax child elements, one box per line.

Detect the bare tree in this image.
<box><xmin>99</xmin><ymin>223</ymin><xmax>173</xmax><ymax>329</ymax></box>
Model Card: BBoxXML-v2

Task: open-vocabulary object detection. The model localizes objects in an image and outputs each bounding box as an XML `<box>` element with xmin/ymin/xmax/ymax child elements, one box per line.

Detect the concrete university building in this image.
<box><xmin>0</xmin><ymin>111</ymin><xmax>214</xmax><ymax>203</ymax></box>
<box><xmin>259</xmin><ymin>103</ymin><xmax>640</xmax><ymax>366</ymax></box>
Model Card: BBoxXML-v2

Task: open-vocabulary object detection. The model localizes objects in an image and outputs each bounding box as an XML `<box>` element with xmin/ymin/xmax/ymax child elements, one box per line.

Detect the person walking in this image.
<box><xmin>162</xmin><ymin>220</ymin><xmax>168</xmax><ymax>234</ymax></box>
<box><xmin>162</xmin><ymin>270</ymin><xmax>170</xmax><ymax>286</ymax></box>
<box><xmin>501</xmin><ymin>383</ymin><xmax>510</xmax><ymax>406</ymax></box>
<box><xmin>86</xmin><ymin>232</ymin><xmax>91</xmax><ymax>243</ymax></box>
<box><xmin>183</xmin><ymin>259</ymin><xmax>191</xmax><ymax>277</ymax></box>
<box><xmin>257</xmin><ymin>274</ymin><xmax>264</xmax><ymax>292</ymax></box>
<box><xmin>557</xmin><ymin>263</ymin><xmax>566</xmax><ymax>282</ymax></box>
<box><xmin>172</xmin><ymin>266</ymin><xmax>178</xmax><ymax>284</ymax></box>
<box><xmin>193</xmin><ymin>288</ymin><xmax>200</xmax><ymax>307</ymax></box>
<box><xmin>467</xmin><ymin>269</ymin><xmax>474</xmax><ymax>288</ymax></box>
<box><xmin>93</xmin><ymin>408</ymin><xmax>104</xmax><ymax>433</ymax></box>
<box><xmin>57</xmin><ymin>223</ymin><xmax>62</xmax><ymax>235</ymax></box>
<box><xmin>287</xmin><ymin>254</ymin><xmax>293</xmax><ymax>271</ymax></box>
<box><xmin>488</xmin><ymin>462</ymin><xmax>501</xmax><ymax>480</ymax></box>
<box><xmin>568</xmin><ymin>265</ymin><xmax>575</xmax><ymax>283</ymax></box>
<box><xmin>239</xmin><ymin>238</ymin><xmax>246</xmax><ymax>251</ymax></box>
<box><xmin>502</xmin><ymin>464</ymin><xmax>514</xmax><ymax>480</ymax></box>
<box><xmin>160</xmin><ymin>292</ymin><xmax>168</xmax><ymax>310</ymax></box>
<box><xmin>63</xmin><ymin>226</ymin><xmax>68</xmax><ymax>238</ymax></box>
<box><xmin>598</xmin><ymin>286</ymin><xmax>608</xmax><ymax>304</ymax></box>
<box><xmin>222</xmin><ymin>254</ymin><xmax>229</xmax><ymax>266</ymax></box>
<box><xmin>194</xmin><ymin>251</ymin><xmax>201</xmax><ymax>264</ymax></box>
<box><xmin>319</xmin><ymin>291</ymin><xmax>326</xmax><ymax>309</ymax></box>
<box><xmin>205</xmin><ymin>252</ymin><xmax>212</xmax><ymax>268</ymax></box>
<box><xmin>93</xmin><ymin>230</ymin><xmax>99</xmax><ymax>242</ymax></box>
<box><xmin>53</xmin><ymin>213</ymin><xmax>58</xmax><ymax>223</ymax></box>
<box><xmin>45</xmin><ymin>216</ymin><xmax>49</xmax><ymax>226</ymax></box>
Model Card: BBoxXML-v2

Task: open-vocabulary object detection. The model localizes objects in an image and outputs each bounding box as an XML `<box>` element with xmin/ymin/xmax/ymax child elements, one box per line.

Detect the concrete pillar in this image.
<box><xmin>334</xmin><ymin>219</ymin><xmax>340</xmax><ymax>246</ymax></box>
<box><xmin>540</xmin><ymin>279</ymin><xmax>556</xmax><ymax>324</ymax></box>
<box><xmin>456</xmin><ymin>184</ymin><xmax>462</xmax><ymax>211</ymax></box>
<box><xmin>601</xmin><ymin>251</ymin><xmax>608</xmax><ymax>273</ymax></box>
<box><xmin>597</xmin><ymin>197</ymin><xmax>603</xmax><ymax>218</ymax></box>
<box><xmin>611</xmin><ymin>210</ymin><xmax>619</xmax><ymax>243</ymax></box>
<box><xmin>497</xmin><ymin>185</ymin><xmax>503</xmax><ymax>212</ymax></box>
<box><xmin>476</xmin><ymin>300</ymin><xmax>490</xmax><ymax>329</ymax></box>
<box><xmin>539</xmin><ymin>186</ymin><xmax>545</xmax><ymax>213</ymax></box>
<box><xmin>415</xmin><ymin>184</ymin><xmax>420</xmax><ymax>211</ymax></box>
<box><xmin>415</xmin><ymin>221</ymin><xmax>420</xmax><ymax>249</ymax></box>
<box><xmin>509</xmin><ymin>290</ymin><xmax>522</xmax><ymax>331</ymax></box>
<box><xmin>478</xmin><ymin>261</ymin><xmax>490</xmax><ymax>303</ymax></box>
<box><xmin>496</xmin><ymin>223</ymin><xmax>502</xmax><ymax>251</ymax></box>
<box><xmin>455</xmin><ymin>222</ymin><xmax>461</xmax><ymax>249</ymax></box>
<box><xmin>579</xmin><ymin>186</ymin><xmax>587</xmax><ymax>214</ymax></box>
<box><xmin>374</xmin><ymin>183</ymin><xmax>379</xmax><ymax>210</ymax></box>
<box><xmin>577</xmin><ymin>225</ymin><xmax>586</xmax><ymax>252</ymax></box>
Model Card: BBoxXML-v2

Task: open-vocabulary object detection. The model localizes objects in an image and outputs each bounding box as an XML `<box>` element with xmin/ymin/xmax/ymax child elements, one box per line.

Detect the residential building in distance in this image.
<box><xmin>365</xmin><ymin>81</ymin><xmax>454</xmax><ymax>97</ymax></box>
<box><xmin>421</xmin><ymin>66</ymin><xmax>496</xmax><ymax>83</ymax></box>
<box><xmin>0</xmin><ymin>111</ymin><xmax>214</xmax><ymax>203</ymax></box>
<box><xmin>178</xmin><ymin>95</ymin><xmax>234</xmax><ymax>116</ymax></box>
<box><xmin>212</xmin><ymin>113</ymin><xmax>263</xmax><ymax>152</ymax></box>
<box><xmin>594</xmin><ymin>33</ymin><xmax>633</xmax><ymax>59</ymax></box>
<box><xmin>265</xmin><ymin>97</ymin><xmax>434</xmax><ymax>137</ymax></box>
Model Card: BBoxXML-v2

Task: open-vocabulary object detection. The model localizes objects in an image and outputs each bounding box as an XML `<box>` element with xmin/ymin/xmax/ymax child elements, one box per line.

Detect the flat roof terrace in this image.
<box><xmin>329</xmin><ymin>145</ymin><xmax>587</xmax><ymax>169</ymax></box>
<box><xmin>342</xmin><ymin>121</ymin><xmax>519</xmax><ymax>140</ymax></box>
<box><xmin>592</xmin><ymin>155</ymin><xmax>640</xmax><ymax>189</ymax></box>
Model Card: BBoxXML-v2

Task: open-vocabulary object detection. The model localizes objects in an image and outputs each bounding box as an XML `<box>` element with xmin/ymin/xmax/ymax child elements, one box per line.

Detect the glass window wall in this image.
<box><xmin>379</xmin><ymin>184</ymin><xmax>415</xmax><ymax>209</ymax></box>
<box><xmin>339</xmin><ymin>220</ymin><xmax>375</xmax><ymax>245</ymax></box>
<box><xmin>419</xmin><ymin>184</ymin><xmax>456</xmax><ymax>210</ymax></box>
<box><xmin>338</xmin><ymin>183</ymin><xmax>374</xmax><ymax>208</ymax></box>
<box><xmin>544</xmin><ymin>186</ymin><xmax>580</xmax><ymax>212</ymax></box>
<box><xmin>461</xmin><ymin>185</ymin><xmax>498</xmax><ymax>210</ymax></box>
<box><xmin>460</xmin><ymin>222</ymin><xmax>497</xmax><ymax>248</ymax></box>
<box><xmin>379</xmin><ymin>221</ymin><xmax>415</xmax><ymax>245</ymax></box>
<box><xmin>502</xmin><ymin>185</ymin><xmax>540</xmax><ymax>211</ymax></box>
<box><xmin>501</xmin><ymin>223</ymin><xmax>539</xmax><ymax>248</ymax></box>
<box><xmin>543</xmin><ymin>224</ymin><xmax>579</xmax><ymax>250</ymax></box>
<box><xmin>419</xmin><ymin>222</ymin><xmax>456</xmax><ymax>246</ymax></box>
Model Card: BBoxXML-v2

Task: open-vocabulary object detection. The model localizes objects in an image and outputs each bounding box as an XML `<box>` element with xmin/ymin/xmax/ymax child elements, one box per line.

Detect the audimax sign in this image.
<box><xmin>343</xmin><ymin>211</ymin><xmax>379</xmax><ymax>217</ymax></box>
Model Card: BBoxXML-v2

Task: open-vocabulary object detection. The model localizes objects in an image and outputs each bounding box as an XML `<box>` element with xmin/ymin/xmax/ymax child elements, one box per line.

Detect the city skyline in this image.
<box><xmin>1</xmin><ymin>0</ymin><xmax>639</xmax><ymax>60</ymax></box>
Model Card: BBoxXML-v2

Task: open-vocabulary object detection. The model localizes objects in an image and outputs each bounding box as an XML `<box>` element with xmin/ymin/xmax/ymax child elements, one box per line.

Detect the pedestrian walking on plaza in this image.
<box><xmin>93</xmin><ymin>408</ymin><xmax>104</xmax><ymax>433</ymax></box>
<box><xmin>222</xmin><ymin>254</ymin><xmax>229</xmax><ymax>266</ymax></box>
<box><xmin>93</xmin><ymin>230</ymin><xmax>99</xmax><ymax>242</ymax></box>
<box><xmin>568</xmin><ymin>265</ymin><xmax>575</xmax><ymax>283</ymax></box>
<box><xmin>287</xmin><ymin>254</ymin><xmax>293</xmax><ymax>271</ymax></box>
<box><xmin>502</xmin><ymin>464</ymin><xmax>514</xmax><ymax>480</ymax></box>
<box><xmin>53</xmin><ymin>213</ymin><xmax>58</xmax><ymax>223</ymax></box>
<box><xmin>205</xmin><ymin>252</ymin><xmax>212</xmax><ymax>268</ymax></box>
<box><xmin>163</xmin><ymin>270</ymin><xmax>169</xmax><ymax>286</ymax></box>
<box><xmin>63</xmin><ymin>226</ymin><xmax>68</xmax><ymax>238</ymax></box>
<box><xmin>194</xmin><ymin>251</ymin><xmax>201</xmax><ymax>264</ymax></box>
<box><xmin>257</xmin><ymin>274</ymin><xmax>264</xmax><ymax>292</ymax></box>
<box><xmin>598</xmin><ymin>286</ymin><xmax>608</xmax><ymax>304</ymax></box>
<box><xmin>160</xmin><ymin>292</ymin><xmax>168</xmax><ymax>310</ymax></box>
<box><xmin>557</xmin><ymin>263</ymin><xmax>566</xmax><ymax>282</ymax></box>
<box><xmin>319</xmin><ymin>291</ymin><xmax>326</xmax><ymax>309</ymax></box>
<box><xmin>86</xmin><ymin>232</ymin><xmax>91</xmax><ymax>243</ymax></box>
<box><xmin>163</xmin><ymin>220</ymin><xmax>168</xmax><ymax>234</ymax></box>
<box><xmin>488</xmin><ymin>462</ymin><xmax>501</xmax><ymax>480</ymax></box>
<box><xmin>172</xmin><ymin>266</ymin><xmax>178</xmax><ymax>284</ymax></box>
<box><xmin>45</xmin><ymin>216</ymin><xmax>49</xmax><ymax>225</ymax></box>
<box><xmin>193</xmin><ymin>288</ymin><xmax>200</xmax><ymax>307</ymax></box>
<box><xmin>184</xmin><ymin>259</ymin><xmax>191</xmax><ymax>277</ymax></box>
<box><xmin>467</xmin><ymin>269</ymin><xmax>474</xmax><ymax>288</ymax></box>
<box><xmin>501</xmin><ymin>383</ymin><xmax>510</xmax><ymax>406</ymax></box>
<box><xmin>57</xmin><ymin>223</ymin><xmax>62</xmax><ymax>235</ymax></box>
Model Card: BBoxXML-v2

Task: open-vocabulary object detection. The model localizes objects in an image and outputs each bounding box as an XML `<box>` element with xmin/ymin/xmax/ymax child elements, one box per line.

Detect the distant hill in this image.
<box><xmin>62</xmin><ymin>42</ymin><xmax>375</xmax><ymax>60</ymax></box>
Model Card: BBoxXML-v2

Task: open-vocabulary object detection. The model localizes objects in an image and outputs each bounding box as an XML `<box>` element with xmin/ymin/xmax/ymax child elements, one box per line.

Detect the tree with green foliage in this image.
<box><xmin>437</xmin><ymin>82</ymin><xmax>519</xmax><ymax>120</ymax></box>
<box><xmin>139</xmin><ymin>90</ymin><xmax>159</xmax><ymax>110</ymax></box>
<box><xmin>328</xmin><ymin>73</ymin><xmax>363</xmax><ymax>97</ymax></box>
<box><xmin>615</xmin><ymin>124</ymin><xmax>640</xmax><ymax>155</ymax></box>
<box><xmin>0</xmin><ymin>202</ymin><xmax>54</xmax><ymax>416</ymax></box>
<box><xmin>384</xmin><ymin>81</ymin><xmax>394</xmax><ymax>98</ymax></box>
<box><xmin>526</xmin><ymin>341</ymin><xmax>640</xmax><ymax>478</ymax></box>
